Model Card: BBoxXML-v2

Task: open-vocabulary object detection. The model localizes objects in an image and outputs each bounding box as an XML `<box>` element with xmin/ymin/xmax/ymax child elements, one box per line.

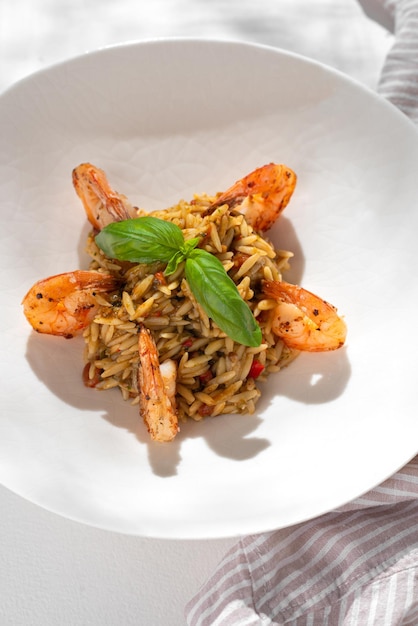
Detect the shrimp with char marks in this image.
<box><xmin>22</xmin><ymin>270</ymin><xmax>120</xmax><ymax>338</ymax></box>
<box><xmin>72</xmin><ymin>162</ymin><xmax>138</xmax><ymax>231</ymax></box>
<box><xmin>262</xmin><ymin>280</ymin><xmax>347</xmax><ymax>352</ymax></box>
<box><xmin>210</xmin><ymin>162</ymin><xmax>297</xmax><ymax>232</ymax></box>
<box><xmin>138</xmin><ymin>325</ymin><xmax>179</xmax><ymax>442</ymax></box>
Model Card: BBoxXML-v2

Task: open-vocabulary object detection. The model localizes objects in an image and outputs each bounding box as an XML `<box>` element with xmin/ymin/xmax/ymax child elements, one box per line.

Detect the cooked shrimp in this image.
<box><xmin>22</xmin><ymin>270</ymin><xmax>119</xmax><ymax>338</ymax></box>
<box><xmin>210</xmin><ymin>163</ymin><xmax>297</xmax><ymax>231</ymax></box>
<box><xmin>263</xmin><ymin>280</ymin><xmax>347</xmax><ymax>352</ymax></box>
<box><xmin>138</xmin><ymin>325</ymin><xmax>179</xmax><ymax>442</ymax></box>
<box><xmin>72</xmin><ymin>162</ymin><xmax>138</xmax><ymax>231</ymax></box>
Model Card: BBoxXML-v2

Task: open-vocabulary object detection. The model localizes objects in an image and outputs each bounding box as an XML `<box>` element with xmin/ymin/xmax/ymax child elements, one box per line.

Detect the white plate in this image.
<box><xmin>1</xmin><ymin>39</ymin><xmax>417</xmax><ymax>539</ymax></box>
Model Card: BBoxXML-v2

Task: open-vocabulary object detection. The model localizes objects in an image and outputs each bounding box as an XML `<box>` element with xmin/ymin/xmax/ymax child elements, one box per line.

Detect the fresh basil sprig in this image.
<box><xmin>95</xmin><ymin>216</ymin><xmax>262</xmax><ymax>347</ymax></box>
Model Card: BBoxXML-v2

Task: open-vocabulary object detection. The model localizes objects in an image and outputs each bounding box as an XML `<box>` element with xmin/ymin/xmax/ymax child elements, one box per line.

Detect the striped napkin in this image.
<box><xmin>185</xmin><ymin>2</ymin><xmax>418</xmax><ymax>624</ymax></box>
<box><xmin>362</xmin><ymin>0</ymin><xmax>418</xmax><ymax>123</ymax></box>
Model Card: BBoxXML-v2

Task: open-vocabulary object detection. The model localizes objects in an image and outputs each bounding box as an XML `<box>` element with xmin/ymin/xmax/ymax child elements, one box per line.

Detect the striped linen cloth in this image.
<box><xmin>362</xmin><ymin>0</ymin><xmax>418</xmax><ymax>123</ymax></box>
<box><xmin>185</xmin><ymin>2</ymin><xmax>418</xmax><ymax>624</ymax></box>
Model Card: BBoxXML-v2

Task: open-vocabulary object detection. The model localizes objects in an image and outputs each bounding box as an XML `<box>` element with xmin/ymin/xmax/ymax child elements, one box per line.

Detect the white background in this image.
<box><xmin>0</xmin><ymin>2</ymin><xmax>393</xmax><ymax>625</ymax></box>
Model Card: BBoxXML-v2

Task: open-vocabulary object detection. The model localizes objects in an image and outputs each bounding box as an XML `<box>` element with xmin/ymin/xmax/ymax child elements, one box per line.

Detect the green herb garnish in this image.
<box><xmin>95</xmin><ymin>216</ymin><xmax>262</xmax><ymax>347</ymax></box>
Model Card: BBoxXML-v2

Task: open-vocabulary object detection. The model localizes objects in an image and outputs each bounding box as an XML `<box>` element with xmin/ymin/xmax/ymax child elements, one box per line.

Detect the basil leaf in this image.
<box><xmin>165</xmin><ymin>250</ymin><xmax>185</xmax><ymax>275</ymax></box>
<box><xmin>95</xmin><ymin>216</ymin><xmax>184</xmax><ymax>263</ymax></box>
<box><xmin>185</xmin><ymin>249</ymin><xmax>262</xmax><ymax>347</ymax></box>
<box><xmin>181</xmin><ymin>236</ymin><xmax>200</xmax><ymax>255</ymax></box>
<box><xmin>165</xmin><ymin>236</ymin><xmax>201</xmax><ymax>276</ymax></box>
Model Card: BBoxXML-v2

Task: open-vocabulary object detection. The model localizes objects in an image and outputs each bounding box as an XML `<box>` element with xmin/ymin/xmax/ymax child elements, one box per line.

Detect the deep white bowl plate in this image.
<box><xmin>1</xmin><ymin>39</ymin><xmax>417</xmax><ymax>538</ymax></box>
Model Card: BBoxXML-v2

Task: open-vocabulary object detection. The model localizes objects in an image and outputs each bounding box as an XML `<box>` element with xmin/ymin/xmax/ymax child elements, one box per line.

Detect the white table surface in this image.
<box><xmin>0</xmin><ymin>2</ymin><xmax>393</xmax><ymax>624</ymax></box>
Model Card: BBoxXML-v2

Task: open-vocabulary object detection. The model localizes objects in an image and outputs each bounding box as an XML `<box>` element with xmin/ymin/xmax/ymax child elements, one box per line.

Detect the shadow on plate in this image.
<box><xmin>267</xmin><ymin>216</ymin><xmax>305</xmax><ymax>285</ymax></box>
<box><xmin>25</xmin><ymin>320</ymin><xmax>351</xmax><ymax>479</ymax></box>
<box><xmin>276</xmin><ymin>347</ymin><xmax>351</xmax><ymax>403</ymax></box>
<box><xmin>24</xmin><ymin>333</ymin><xmax>271</xmax><ymax>476</ymax></box>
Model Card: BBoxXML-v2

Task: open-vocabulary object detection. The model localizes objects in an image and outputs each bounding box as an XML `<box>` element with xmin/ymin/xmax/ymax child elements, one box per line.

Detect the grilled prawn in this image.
<box><xmin>22</xmin><ymin>270</ymin><xmax>119</xmax><ymax>338</ymax></box>
<box><xmin>263</xmin><ymin>280</ymin><xmax>347</xmax><ymax>352</ymax></box>
<box><xmin>210</xmin><ymin>162</ymin><xmax>297</xmax><ymax>232</ymax></box>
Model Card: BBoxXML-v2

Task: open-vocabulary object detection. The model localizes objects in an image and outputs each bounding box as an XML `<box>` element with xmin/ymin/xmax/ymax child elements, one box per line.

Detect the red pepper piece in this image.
<box><xmin>248</xmin><ymin>358</ymin><xmax>264</xmax><ymax>379</ymax></box>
